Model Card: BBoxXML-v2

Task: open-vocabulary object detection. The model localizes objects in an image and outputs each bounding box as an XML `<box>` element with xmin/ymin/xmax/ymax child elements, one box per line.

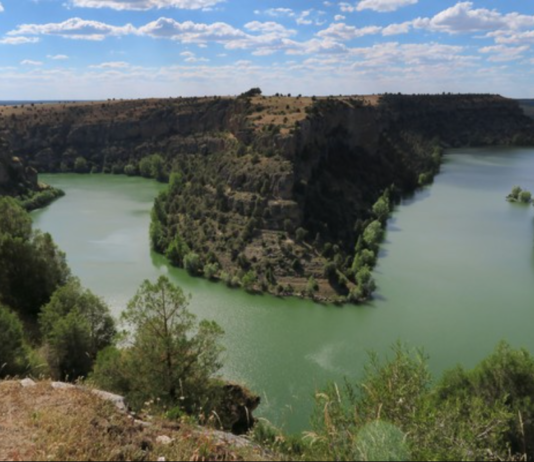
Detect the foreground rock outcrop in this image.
<box><xmin>0</xmin><ymin>380</ymin><xmax>269</xmax><ymax>462</ymax></box>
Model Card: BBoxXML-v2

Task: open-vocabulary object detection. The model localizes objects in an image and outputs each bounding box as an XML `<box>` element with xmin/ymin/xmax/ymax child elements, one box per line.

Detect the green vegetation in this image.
<box><xmin>0</xmin><ymin>197</ymin><xmax>71</xmax><ymax>318</ymax></box>
<box><xmin>92</xmin><ymin>276</ymin><xmax>228</xmax><ymax>419</ymax></box>
<box><xmin>0</xmin><ymin>304</ymin><xmax>27</xmax><ymax>377</ymax></box>
<box><xmin>39</xmin><ymin>280</ymin><xmax>116</xmax><ymax>381</ymax></box>
<box><xmin>139</xmin><ymin>154</ymin><xmax>168</xmax><ymax>182</ymax></box>
<box><xmin>507</xmin><ymin>186</ymin><xmax>533</xmax><ymax>204</ymax></box>
<box><xmin>17</xmin><ymin>187</ymin><xmax>65</xmax><ymax>212</ymax></box>
<box><xmin>254</xmin><ymin>342</ymin><xmax>534</xmax><ymax>462</ymax></box>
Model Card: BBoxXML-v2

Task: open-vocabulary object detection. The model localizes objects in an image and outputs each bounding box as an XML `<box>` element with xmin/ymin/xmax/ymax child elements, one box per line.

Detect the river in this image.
<box><xmin>32</xmin><ymin>147</ymin><xmax>534</xmax><ymax>433</ymax></box>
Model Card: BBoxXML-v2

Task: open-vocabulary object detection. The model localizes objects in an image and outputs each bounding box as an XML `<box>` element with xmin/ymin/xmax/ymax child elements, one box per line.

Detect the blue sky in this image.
<box><xmin>1</xmin><ymin>0</ymin><xmax>534</xmax><ymax>99</ymax></box>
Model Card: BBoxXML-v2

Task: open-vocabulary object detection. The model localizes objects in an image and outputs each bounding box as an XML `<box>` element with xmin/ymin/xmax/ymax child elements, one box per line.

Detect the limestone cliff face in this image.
<box><xmin>2</xmin><ymin>95</ymin><xmax>532</xmax><ymax>300</ymax></box>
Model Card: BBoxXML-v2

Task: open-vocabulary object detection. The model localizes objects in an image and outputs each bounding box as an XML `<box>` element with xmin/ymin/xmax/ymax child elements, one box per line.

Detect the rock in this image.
<box><xmin>155</xmin><ymin>436</ymin><xmax>173</xmax><ymax>446</ymax></box>
<box><xmin>51</xmin><ymin>382</ymin><xmax>75</xmax><ymax>390</ymax></box>
<box><xmin>20</xmin><ymin>378</ymin><xmax>36</xmax><ymax>388</ymax></box>
<box><xmin>91</xmin><ymin>389</ymin><xmax>128</xmax><ymax>413</ymax></box>
<box><xmin>158</xmin><ymin>458</ymin><xmax>166</xmax><ymax>462</ymax></box>
<box><xmin>134</xmin><ymin>419</ymin><xmax>152</xmax><ymax>428</ymax></box>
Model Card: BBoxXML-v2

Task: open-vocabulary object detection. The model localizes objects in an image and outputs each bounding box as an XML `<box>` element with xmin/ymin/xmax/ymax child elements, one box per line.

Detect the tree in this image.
<box><xmin>520</xmin><ymin>190</ymin><xmax>532</xmax><ymax>204</ymax></box>
<box><xmin>0</xmin><ymin>197</ymin><xmax>32</xmax><ymax>240</ymax></box>
<box><xmin>166</xmin><ymin>235</ymin><xmax>190</xmax><ymax>267</ymax></box>
<box><xmin>352</xmin><ymin>249</ymin><xmax>376</xmax><ymax>273</ymax></box>
<box><xmin>0</xmin><ymin>229</ymin><xmax>71</xmax><ymax>318</ymax></box>
<box><xmin>184</xmin><ymin>252</ymin><xmax>202</xmax><ymax>276</ymax></box>
<box><xmin>124</xmin><ymin>164</ymin><xmax>137</xmax><ymax>176</ymax></box>
<box><xmin>0</xmin><ymin>304</ymin><xmax>27</xmax><ymax>378</ymax></box>
<box><xmin>372</xmin><ymin>196</ymin><xmax>391</xmax><ymax>222</ymax></box>
<box><xmin>350</xmin><ymin>266</ymin><xmax>377</xmax><ymax>302</ymax></box>
<box><xmin>509</xmin><ymin>186</ymin><xmax>523</xmax><ymax>201</ymax></box>
<box><xmin>74</xmin><ymin>157</ymin><xmax>89</xmax><ymax>173</ymax></box>
<box><xmin>241</xmin><ymin>270</ymin><xmax>257</xmax><ymax>292</ymax></box>
<box><xmin>306</xmin><ymin>276</ymin><xmax>319</xmax><ymax>298</ymax></box>
<box><xmin>139</xmin><ymin>157</ymin><xmax>153</xmax><ymax>178</ymax></box>
<box><xmin>39</xmin><ymin>280</ymin><xmax>116</xmax><ymax>380</ymax></box>
<box><xmin>116</xmin><ymin>276</ymin><xmax>224</xmax><ymax>412</ymax></box>
<box><xmin>295</xmin><ymin>228</ymin><xmax>308</xmax><ymax>243</ymax></box>
<box><xmin>363</xmin><ymin>221</ymin><xmax>383</xmax><ymax>251</ymax></box>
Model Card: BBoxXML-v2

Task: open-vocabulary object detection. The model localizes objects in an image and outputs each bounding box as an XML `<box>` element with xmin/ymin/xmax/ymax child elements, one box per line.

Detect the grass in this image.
<box><xmin>0</xmin><ymin>381</ymin><xmax>273</xmax><ymax>462</ymax></box>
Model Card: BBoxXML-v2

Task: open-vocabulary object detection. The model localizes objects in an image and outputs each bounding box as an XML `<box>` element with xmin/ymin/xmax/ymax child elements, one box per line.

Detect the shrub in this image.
<box><xmin>124</xmin><ymin>164</ymin><xmax>137</xmax><ymax>176</ymax></box>
<box><xmin>0</xmin><ymin>305</ymin><xmax>28</xmax><ymax>377</ymax></box>
<box><xmin>74</xmin><ymin>157</ymin><xmax>89</xmax><ymax>174</ymax></box>
<box><xmin>520</xmin><ymin>190</ymin><xmax>532</xmax><ymax>204</ymax></box>
<box><xmin>184</xmin><ymin>252</ymin><xmax>202</xmax><ymax>276</ymax></box>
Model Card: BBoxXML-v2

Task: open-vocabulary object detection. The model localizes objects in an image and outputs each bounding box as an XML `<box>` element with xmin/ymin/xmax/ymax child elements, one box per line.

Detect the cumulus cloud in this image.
<box><xmin>47</xmin><ymin>54</ymin><xmax>69</xmax><ymax>60</ymax></box>
<box><xmin>0</xmin><ymin>2</ymin><xmax>4</xmax><ymax>13</ymax></box>
<box><xmin>69</xmin><ymin>0</ymin><xmax>224</xmax><ymax>11</ymax></box>
<box><xmin>20</xmin><ymin>60</ymin><xmax>43</xmax><ymax>66</ymax></box>
<box><xmin>8</xmin><ymin>18</ymin><xmax>135</xmax><ymax>41</ymax></box>
<box><xmin>379</xmin><ymin>2</ymin><xmax>534</xmax><ymax>41</ymax></box>
<box><xmin>479</xmin><ymin>44</ymin><xmax>529</xmax><ymax>62</ymax></box>
<box><xmin>317</xmin><ymin>23</ymin><xmax>382</xmax><ymax>41</ymax></box>
<box><xmin>0</xmin><ymin>37</ymin><xmax>40</xmax><ymax>45</ymax></box>
<box><xmin>341</xmin><ymin>0</ymin><xmax>418</xmax><ymax>13</ymax></box>
<box><xmin>90</xmin><ymin>61</ymin><xmax>130</xmax><ymax>69</ymax></box>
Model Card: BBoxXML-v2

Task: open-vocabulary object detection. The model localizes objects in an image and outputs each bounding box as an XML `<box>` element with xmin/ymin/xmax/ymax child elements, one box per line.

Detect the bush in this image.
<box><xmin>363</xmin><ymin>220</ymin><xmax>383</xmax><ymax>251</ymax></box>
<box><xmin>372</xmin><ymin>196</ymin><xmax>391</xmax><ymax>222</ymax></box>
<box><xmin>295</xmin><ymin>227</ymin><xmax>308</xmax><ymax>243</ymax></box>
<box><xmin>306</xmin><ymin>343</ymin><xmax>533</xmax><ymax>462</ymax></box>
<box><xmin>74</xmin><ymin>157</ymin><xmax>89</xmax><ymax>173</ymax></box>
<box><xmin>39</xmin><ymin>280</ymin><xmax>116</xmax><ymax>380</ymax></box>
<box><xmin>0</xmin><ymin>305</ymin><xmax>28</xmax><ymax>377</ymax></box>
<box><xmin>520</xmin><ymin>190</ymin><xmax>532</xmax><ymax>204</ymax></box>
<box><xmin>184</xmin><ymin>253</ymin><xmax>202</xmax><ymax>276</ymax></box>
<box><xmin>352</xmin><ymin>249</ymin><xmax>376</xmax><ymax>273</ymax></box>
<box><xmin>124</xmin><ymin>164</ymin><xmax>137</xmax><ymax>176</ymax></box>
<box><xmin>306</xmin><ymin>276</ymin><xmax>319</xmax><ymax>297</ymax></box>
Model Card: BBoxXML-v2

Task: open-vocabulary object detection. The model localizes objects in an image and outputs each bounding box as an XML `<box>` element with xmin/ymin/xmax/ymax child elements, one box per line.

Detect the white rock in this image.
<box><xmin>158</xmin><ymin>458</ymin><xmax>166</xmax><ymax>462</ymax></box>
<box><xmin>156</xmin><ymin>435</ymin><xmax>173</xmax><ymax>446</ymax></box>
<box><xmin>91</xmin><ymin>389</ymin><xmax>128</xmax><ymax>412</ymax></box>
<box><xmin>51</xmin><ymin>382</ymin><xmax>75</xmax><ymax>390</ymax></box>
<box><xmin>20</xmin><ymin>378</ymin><xmax>36</xmax><ymax>388</ymax></box>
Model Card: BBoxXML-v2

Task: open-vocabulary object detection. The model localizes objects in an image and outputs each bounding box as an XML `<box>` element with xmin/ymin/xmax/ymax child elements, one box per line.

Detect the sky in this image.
<box><xmin>0</xmin><ymin>0</ymin><xmax>534</xmax><ymax>99</ymax></box>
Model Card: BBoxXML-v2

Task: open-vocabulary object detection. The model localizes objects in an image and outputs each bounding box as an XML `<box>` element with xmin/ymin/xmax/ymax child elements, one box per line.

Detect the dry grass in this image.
<box><xmin>0</xmin><ymin>381</ymin><xmax>272</xmax><ymax>462</ymax></box>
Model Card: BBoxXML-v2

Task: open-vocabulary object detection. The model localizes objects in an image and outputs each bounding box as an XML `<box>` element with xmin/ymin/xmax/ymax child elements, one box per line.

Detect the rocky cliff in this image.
<box><xmin>2</xmin><ymin>94</ymin><xmax>532</xmax><ymax>300</ymax></box>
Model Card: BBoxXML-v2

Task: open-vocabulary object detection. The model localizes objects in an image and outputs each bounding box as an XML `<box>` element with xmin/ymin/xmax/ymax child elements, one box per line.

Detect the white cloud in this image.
<box><xmin>180</xmin><ymin>51</ymin><xmax>210</xmax><ymax>62</ymax></box>
<box><xmin>90</xmin><ymin>61</ymin><xmax>130</xmax><ymax>68</ymax></box>
<box><xmin>244</xmin><ymin>21</ymin><xmax>296</xmax><ymax>37</ymax></box>
<box><xmin>0</xmin><ymin>2</ymin><xmax>4</xmax><ymax>13</ymax></box>
<box><xmin>69</xmin><ymin>0</ymin><xmax>224</xmax><ymax>11</ymax></box>
<box><xmin>317</xmin><ymin>23</ymin><xmax>382</xmax><ymax>41</ymax></box>
<box><xmin>20</xmin><ymin>60</ymin><xmax>43</xmax><ymax>66</ymax></box>
<box><xmin>414</xmin><ymin>2</ymin><xmax>534</xmax><ymax>34</ymax></box>
<box><xmin>479</xmin><ymin>44</ymin><xmax>529</xmax><ymax>62</ymax></box>
<box><xmin>138</xmin><ymin>18</ymin><xmax>246</xmax><ymax>43</ymax></box>
<box><xmin>340</xmin><ymin>0</ymin><xmax>417</xmax><ymax>13</ymax></box>
<box><xmin>47</xmin><ymin>54</ymin><xmax>69</xmax><ymax>60</ymax></box>
<box><xmin>382</xmin><ymin>22</ymin><xmax>411</xmax><ymax>36</ymax></box>
<box><xmin>8</xmin><ymin>18</ymin><xmax>135</xmax><ymax>41</ymax></box>
<box><xmin>0</xmin><ymin>37</ymin><xmax>40</xmax><ymax>45</ymax></box>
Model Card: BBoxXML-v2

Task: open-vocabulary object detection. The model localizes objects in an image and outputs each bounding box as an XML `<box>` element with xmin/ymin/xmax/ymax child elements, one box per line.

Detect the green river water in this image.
<box><xmin>32</xmin><ymin>147</ymin><xmax>534</xmax><ymax>433</ymax></box>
